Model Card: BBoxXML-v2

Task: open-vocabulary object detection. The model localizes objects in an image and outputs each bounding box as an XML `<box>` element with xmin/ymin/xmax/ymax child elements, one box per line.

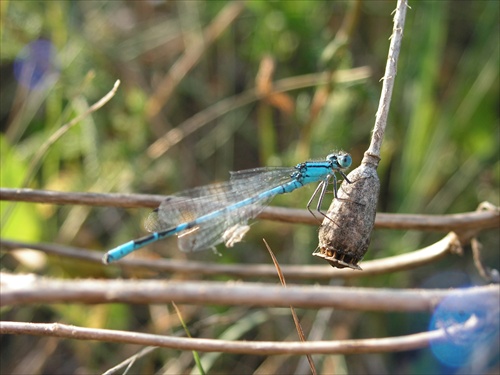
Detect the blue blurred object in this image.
<box><xmin>13</xmin><ymin>39</ymin><xmax>59</xmax><ymax>90</ymax></box>
<box><xmin>429</xmin><ymin>290</ymin><xmax>500</xmax><ymax>369</ymax></box>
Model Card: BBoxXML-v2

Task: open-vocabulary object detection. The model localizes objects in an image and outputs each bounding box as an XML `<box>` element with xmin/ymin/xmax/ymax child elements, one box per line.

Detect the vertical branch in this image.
<box><xmin>365</xmin><ymin>0</ymin><xmax>409</xmax><ymax>164</ymax></box>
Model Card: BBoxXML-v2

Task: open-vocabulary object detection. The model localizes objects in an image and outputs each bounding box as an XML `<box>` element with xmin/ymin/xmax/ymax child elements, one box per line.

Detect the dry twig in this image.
<box><xmin>1</xmin><ymin>271</ymin><xmax>497</xmax><ymax>310</ymax></box>
<box><xmin>0</xmin><ymin>313</ymin><xmax>493</xmax><ymax>355</ymax></box>
<box><xmin>1</xmin><ymin>188</ymin><xmax>497</xmax><ymax>234</ymax></box>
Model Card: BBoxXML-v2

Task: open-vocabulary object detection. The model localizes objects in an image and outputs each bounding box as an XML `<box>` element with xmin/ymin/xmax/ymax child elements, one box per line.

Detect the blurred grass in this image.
<box><xmin>1</xmin><ymin>1</ymin><xmax>498</xmax><ymax>374</ymax></box>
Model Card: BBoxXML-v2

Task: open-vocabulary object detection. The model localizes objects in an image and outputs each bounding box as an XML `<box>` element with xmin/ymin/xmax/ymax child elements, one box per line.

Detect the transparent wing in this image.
<box><xmin>145</xmin><ymin>167</ymin><xmax>295</xmax><ymax>233</ymax></box>
<box><xmin>145</xmin><ymin>195</ymin><xmax>227</xmax><ymax>232</ymax></box>
<box><xmin>229</xmin><ymin>167</ymin><xmax>296</xmax><ymax>190</ymax></box>
<box><xmin>177</xmin><ymin>193</ymin><xmax>274</xmax><ymax>252</ymax></box>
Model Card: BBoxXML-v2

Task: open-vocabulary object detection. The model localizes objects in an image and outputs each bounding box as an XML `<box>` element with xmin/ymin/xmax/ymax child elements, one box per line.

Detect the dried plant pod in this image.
<box><xmin>315</xmin><ymin>154</ymin><xmax>380</xmax><ymax>270</ymax></box>
<box><xmin>314</xmin><ymin>0</ymin><xmax>408</xmax><ymax>270</ymax></box>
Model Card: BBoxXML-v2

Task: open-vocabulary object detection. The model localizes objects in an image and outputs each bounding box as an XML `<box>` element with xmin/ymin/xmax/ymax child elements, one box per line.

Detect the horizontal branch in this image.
<box><xmin>0</xmin><ymin>312</ymin><xmax>488</xmax><ymax>355</ymax></box>
<box><xmin>1</xmin><ymin>271</ymin><xmax>497</xmax><ymax>311</ymax></box>
<box><xmin>1</xmin><ymin>188</ymin><xmax>498</xmax><ymax>232</ymax></box>
<box><xmin>0</xmin><ymin>233</ymin><xmax>463</xmax><ymax>279</ymax></box>
<box><xmin>0</xmin><ymin>188</ymin><xmax>163</xmax><ymax>209</ymax></box>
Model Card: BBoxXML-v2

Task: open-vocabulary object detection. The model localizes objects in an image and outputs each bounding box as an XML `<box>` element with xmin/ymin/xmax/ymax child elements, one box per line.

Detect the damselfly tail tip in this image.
<box><xmin>102</xmin><ymin>253</ymin><xmax>111</xmax><ymax>265</ymax></box>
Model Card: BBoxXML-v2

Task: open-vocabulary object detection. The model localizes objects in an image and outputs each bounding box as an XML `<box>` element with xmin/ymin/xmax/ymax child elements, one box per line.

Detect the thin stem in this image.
<box><xmin>23</xmin><ymin>80</ymin><xmax>121</xmax><ymax>188</ymax></box>
<box><xmin>364</xmin><ymin>0</ymin><xmax>409</xmax><ymax>163</ymax></box>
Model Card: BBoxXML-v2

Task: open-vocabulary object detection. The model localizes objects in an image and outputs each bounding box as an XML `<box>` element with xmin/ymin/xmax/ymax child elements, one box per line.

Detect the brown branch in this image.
<box><xmin>0</xmin><ymin>313</ymin><xmax>489</xmax><ymax>355</ymax></box>
<box><xmin>0</xmin><ymin>232</ymin><xmax>468</xmax><ymax>279</ymax></box>
<box><xmin>0</xmin><ymin>188</ymin><xmax>164</xmax><ymax>209</ymax></box>
<box><xmin>1</xmin><ymin>188</ymin><xmax>498</xmax><ymax>233</ymax></box>
<box><xmin>1</xmin><ymin>271</ymin><xmax>497</xmax><ymax>311</ymax></box>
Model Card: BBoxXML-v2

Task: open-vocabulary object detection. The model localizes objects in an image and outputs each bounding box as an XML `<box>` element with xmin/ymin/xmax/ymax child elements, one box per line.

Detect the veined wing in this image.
<box><xmin>145</xmin><ymin>195</ymin><xmax>227</xmax><ymax>233</ymax></box>
<box><xmin>172</xmin><ymin>167</ymin><xmax>296</xmax><ymax>199</ymax></box>
<box><xmin>145</xmin><ymin>167</ymin><xmax>295</xmax><ymax>232</ymax></box>
<box><xmin>229</xmin><ymin>166</ymin><xmax>296</xmax><ymax>189</ymax></box>
<box><xmin>177</xmin><ymin>192</ymin><xmax>274</xmax><ymax>252</ymax></box>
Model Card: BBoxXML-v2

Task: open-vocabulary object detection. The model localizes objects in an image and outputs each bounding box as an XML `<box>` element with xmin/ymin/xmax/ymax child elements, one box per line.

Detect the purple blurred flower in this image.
<box><xmin>13</xmin><ymin>39</ymin><xmax>59</xmax><ymax>90</ymax></box>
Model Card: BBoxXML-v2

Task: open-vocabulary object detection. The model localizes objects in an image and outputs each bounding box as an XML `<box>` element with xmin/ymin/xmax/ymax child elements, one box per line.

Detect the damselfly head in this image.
<box><xmin>327</xmin><ymin>152</ymin><xmax>352</xmax><ymax>169</ymax></box>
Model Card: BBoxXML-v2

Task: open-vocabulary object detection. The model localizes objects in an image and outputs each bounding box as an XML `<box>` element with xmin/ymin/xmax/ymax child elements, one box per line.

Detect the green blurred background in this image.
<box><xmin>1</xmin><ymin>1</ymin><xmax>498</xmax><ymax>374</ymax></box>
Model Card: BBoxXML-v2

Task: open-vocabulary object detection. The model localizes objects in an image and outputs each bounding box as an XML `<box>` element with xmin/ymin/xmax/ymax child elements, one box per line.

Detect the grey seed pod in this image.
<box><xmin>315</xmin><ymin>154</ymin><xmax>380</xmax><ymax>270</ymax></box>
